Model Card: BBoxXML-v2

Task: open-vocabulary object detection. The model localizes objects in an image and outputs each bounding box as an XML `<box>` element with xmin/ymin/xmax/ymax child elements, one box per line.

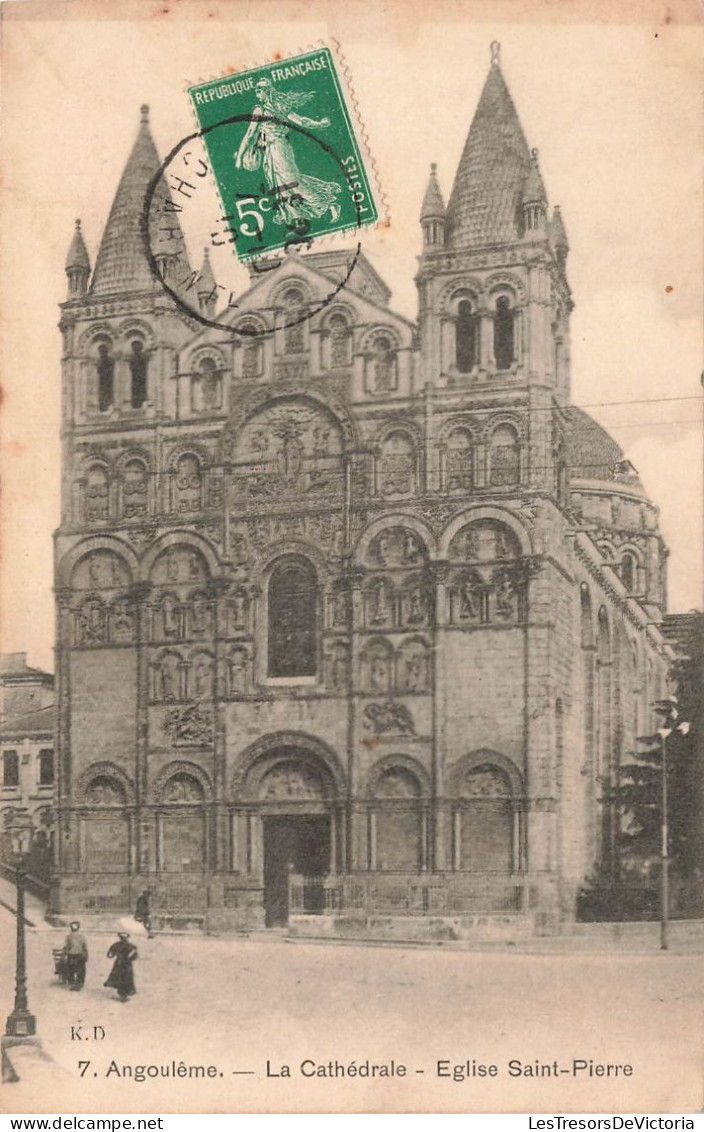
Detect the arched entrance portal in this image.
<box><xmin>243</xmin><ymin>745</ymin><xmax>342</xmax><ymax>927</ymax></box>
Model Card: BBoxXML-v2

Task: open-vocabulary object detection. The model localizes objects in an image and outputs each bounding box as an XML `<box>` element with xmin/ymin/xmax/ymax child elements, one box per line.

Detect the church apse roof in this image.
<box><xmin>566</xmin><ymin>406</ymin><xmax>642</xmax><ymax>488</ymax></box>
<box><xmin>444</xmin><ymin>47</ymin><xmax>535</xmax><ymax>249</ymax></box>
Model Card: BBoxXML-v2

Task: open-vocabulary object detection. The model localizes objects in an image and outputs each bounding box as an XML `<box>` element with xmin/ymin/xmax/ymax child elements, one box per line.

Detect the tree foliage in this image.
<box><xmin>616</xmin><ymin>612</ymin><xmax>703</xmax><ymax>878</ymax></box>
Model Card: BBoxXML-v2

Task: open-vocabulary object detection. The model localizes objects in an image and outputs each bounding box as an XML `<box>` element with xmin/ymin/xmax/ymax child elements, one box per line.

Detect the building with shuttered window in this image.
<box><xmin>54</xmin><ymin>49</ymin><xmax>672</xmax><ymax>936</ymax></box>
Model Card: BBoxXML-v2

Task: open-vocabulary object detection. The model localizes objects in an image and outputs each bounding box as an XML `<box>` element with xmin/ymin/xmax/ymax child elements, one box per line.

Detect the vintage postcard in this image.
<box><xmin>0</xmin><ymin>0</ymin><xmax>702</xmax><ymax>1117</ymax></box>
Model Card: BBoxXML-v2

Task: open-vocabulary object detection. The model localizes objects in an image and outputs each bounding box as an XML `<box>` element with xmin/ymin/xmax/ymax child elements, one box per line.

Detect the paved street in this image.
<box><xmin>1</xmin><ymin>904</ymin><xmax>702</xmax><ymax>1114</ymax></box>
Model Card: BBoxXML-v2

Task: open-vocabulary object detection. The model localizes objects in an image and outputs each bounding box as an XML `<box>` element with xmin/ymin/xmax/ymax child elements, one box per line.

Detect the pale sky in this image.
<box><xmin>1</xmin><ymin>0</ymin><xmax>702</xmax><ymax>673</ymax></box>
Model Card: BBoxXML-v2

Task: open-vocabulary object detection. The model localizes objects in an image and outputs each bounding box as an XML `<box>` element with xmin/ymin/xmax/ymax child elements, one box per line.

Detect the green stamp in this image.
<box><xmin>188</xmin><ymin>47</ymin><xmax>379</xmax><ymax>261</ymax></box>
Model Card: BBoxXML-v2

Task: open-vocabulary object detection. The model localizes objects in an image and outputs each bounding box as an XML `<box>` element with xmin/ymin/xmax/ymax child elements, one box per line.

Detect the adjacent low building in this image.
<box><xmin>0</xmin><ymin>653</ymin><xmax>55</xmax><ymax>871</ymax></box>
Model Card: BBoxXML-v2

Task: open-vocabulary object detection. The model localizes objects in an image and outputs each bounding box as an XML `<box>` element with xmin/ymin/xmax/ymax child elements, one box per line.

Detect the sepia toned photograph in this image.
<box><xmin>0</xmin><ymin>0</ymin><xmax>702</xmax><ymax>1116</ymax></box>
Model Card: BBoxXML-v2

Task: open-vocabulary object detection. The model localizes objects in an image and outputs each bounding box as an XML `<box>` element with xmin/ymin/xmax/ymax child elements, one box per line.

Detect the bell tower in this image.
<box><xmin>416</xmin><ymin>42</ymin><xmax>572</xmax><ymax>408</ymax></box>
<box><xmin>57</xmin><ymin>106</ymin><xmax>197</xmax><ymax>524</ymax></box>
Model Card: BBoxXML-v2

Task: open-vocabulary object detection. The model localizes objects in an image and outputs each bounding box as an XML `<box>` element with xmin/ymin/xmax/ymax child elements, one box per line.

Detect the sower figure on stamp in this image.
<box><xmin>134</xmin><ymin>889</ymin><xmax>154</xmax><ymax>938</ymax></box>
<box><xmin>63</xmin><ymin>921</ymin><xmax>88</xmax><ymax>991</ymax></box>
<box><xmin>104</xmin><ymin>932</ymin><xmax>138</xmax><ymax>1003</ymax></box>
<box><xmin>235</xmin><ymin>78</ymin><xmax>341</xmax><ymax>225</ymax></box>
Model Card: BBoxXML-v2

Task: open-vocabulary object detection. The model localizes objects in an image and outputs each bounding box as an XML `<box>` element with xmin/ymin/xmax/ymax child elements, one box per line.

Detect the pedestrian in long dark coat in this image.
<box><xmin>104</xmin><ymin>932</ymin><xmax>138</xmax><ymax>1002</ymax></box>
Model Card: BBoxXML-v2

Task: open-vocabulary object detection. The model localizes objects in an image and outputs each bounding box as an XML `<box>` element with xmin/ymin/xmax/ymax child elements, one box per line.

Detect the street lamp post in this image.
<box><xmin>5</xmin><ymin>829</ymin><xmax>37</xmax><ymax>1039</ymax></box>
<box><xmin>653</xmin><ymin>697</ymin><xmax>690</xmax><ymax>953</ymax></box>
<box><xmin>659</xmin><ymin>724</ymin><xmax>670</xmax><ymax>952</ymax></box>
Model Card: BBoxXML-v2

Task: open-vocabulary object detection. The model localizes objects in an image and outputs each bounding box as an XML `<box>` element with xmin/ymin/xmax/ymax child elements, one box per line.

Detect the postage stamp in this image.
<box><xmin>188</xmin><ymin>47</ymin><xmax>380</xmax><ymax>261</ymax></box>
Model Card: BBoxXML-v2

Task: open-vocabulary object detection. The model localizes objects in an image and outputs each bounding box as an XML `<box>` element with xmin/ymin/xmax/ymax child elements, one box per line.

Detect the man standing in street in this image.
<box><xmin>63</xmin><ymin>921</ymin><xmax>88</xmax><ymax>991</ymax></box>
<box><xmin>134</xmin><ymin>889</ymin><xmax>154</xmax><ymax>938</ymax></box>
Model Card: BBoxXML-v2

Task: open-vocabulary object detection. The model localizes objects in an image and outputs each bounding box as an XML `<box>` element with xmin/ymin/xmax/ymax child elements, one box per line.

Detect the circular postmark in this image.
<box><xmin>141</xmin><ymin>113</ymin><xmax>364</xmax><ymax>338</ymax></box>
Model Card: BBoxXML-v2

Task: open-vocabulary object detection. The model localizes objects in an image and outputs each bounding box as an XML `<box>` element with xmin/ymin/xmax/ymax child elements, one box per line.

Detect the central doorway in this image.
<box><xmin>263</xmin><ymin>815</ymin><xmax>330</xmax><ymax>927</ymax></box>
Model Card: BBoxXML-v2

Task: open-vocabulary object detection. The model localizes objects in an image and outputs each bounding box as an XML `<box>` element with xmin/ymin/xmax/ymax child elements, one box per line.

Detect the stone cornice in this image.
<box><xmin>573</xmin><ymin>533</ymin><xmax>672</xmax><ymax>658</ymax></box>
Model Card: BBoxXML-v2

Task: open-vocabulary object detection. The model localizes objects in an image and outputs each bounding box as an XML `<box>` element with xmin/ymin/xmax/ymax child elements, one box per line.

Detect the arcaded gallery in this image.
<box><xmin>54</xmin><ymin>49</ymin><xmax>672</xmax><ymax>938</ymax></box>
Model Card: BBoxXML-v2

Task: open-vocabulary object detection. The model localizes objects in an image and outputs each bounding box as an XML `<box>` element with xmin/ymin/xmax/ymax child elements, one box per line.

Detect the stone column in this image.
<box><xmin>430</xmin><ymin>562</ymin><xmax>450</xmax><ymax>872</ymax></box>
<box><xmin>478</xmin><ymin>307</ymin><xmax>493</xmax><ymax>374</ymax></box>
<box><xmin>440</xmin><ymin>318</ymin><xmax>454</xmax><ymax>377</ymax></box>
<box><xmin>132</xmin><ymin>581</ymin><xmax>152</xmax><ymax>875</ymax></box>
<box><xmin>211</xmin><ymin>578</ymin><xmax>230</xmax><ymax>875</ymax></box>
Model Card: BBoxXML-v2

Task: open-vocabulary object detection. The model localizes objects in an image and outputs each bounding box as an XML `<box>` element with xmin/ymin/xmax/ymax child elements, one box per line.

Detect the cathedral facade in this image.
<box><xmin>54</xmin><ymin>51</ymin><xmax>672</xmax><ymax>935</ymax></box>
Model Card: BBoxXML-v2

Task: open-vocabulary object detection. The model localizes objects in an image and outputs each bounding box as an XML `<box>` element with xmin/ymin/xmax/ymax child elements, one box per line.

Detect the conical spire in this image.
<box><xmin>196</xmin><ymin>248</ymin><xmax>216</xmax><ymax>296</ymax></box>
<box><xmin>550</xmin><ymin>205</ymin><xmax>569</xmax><ymax>270</ymax></box>
<box><xmin>550</xmin><ymin>205</ymin><xmax>568</xmax><ymax>250</ymax></box>
<box><xmin>196</xmin><ymin>248</ymin><xmax>217</xmax><ymax>316</ymax></box>
<box><xmin>65</xmin><ymin>219</ymin><xmax>91</xmax><ymax>299</ymax></box>
<box><xmin>445</xmin><ymin>43</ymin><xmax>534</xmax><ymax>248</ymax></box>
<box><xmin>65</xmin><ymin>219</ymin><xmax>90</xmax><ymax>272</ymax></box>
<box><xmin>420</xmin><ymin>163</ymin><xmax>445</xmax><ymax>221</ymax></box>
<box><xmin>90</xmin><ymin>105</ymin><xmax>191</xmax><ymax>297</ymax></box>
<box><xmin>522</xmin><ymin>148</ymin><xmax>547</xmax><ymax>205</ymax></box>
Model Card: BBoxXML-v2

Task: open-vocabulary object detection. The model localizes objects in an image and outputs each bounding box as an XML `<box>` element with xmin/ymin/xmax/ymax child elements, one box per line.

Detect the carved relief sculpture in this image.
<box><xmin>85</xmin><ymin>777</ymin><xmax>125</xmax><ymax>806</ymax></box>
<box><xmin>79</xmin><ymin>599</ymin><xmax>106</xmax><ymax>645</ymax></box>
<box><xmin>364</xmin><ymin>701</ymin><xmax>416</xmax><ymax>735</ymax></box>
<box><xmin>259</xmin><ymin>761</ymin><xmax>323</xmax><ymax>801</ymax></box>
<box><xmin>162</xmin><ymin>773</ymin><xmax>204</xmax><ymax>803</ymax></box>
<box><xmin>111</xmin><ymin>600</ymin><xmax>135</xmax><ymax>641</ymax></box>
<box><xmin>85</xmin><ymin>466</ymin><xmax>109</xmax><ymax>521</ymax></box>
<box><xmin>122</xmin><ymin>460</ymin><xmax>148</xmax><ymax>518</ymax></box>
<box><xmin>164</xmin><ymin>703</ymin><xmax>214</xmax><ymax>746</ymax></box>
<box><xmin>379</xmin><ymin>432</ymin><xmax>414</xmax><ymax>496</ymax></box>
<box><xmin>175</xmin><ymin>455</ymin><xmax>203</xmax><ymax>512</ymax></box>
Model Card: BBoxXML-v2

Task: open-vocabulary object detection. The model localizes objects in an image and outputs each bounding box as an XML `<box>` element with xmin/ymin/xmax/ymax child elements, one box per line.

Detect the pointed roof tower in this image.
<box><xmin>197</xmin><ymin>247</ymin><xmax>216</xmax><ymax>296</ymax></box>
<box><xmin>90</xmin><ymin>105</ymin><xmax>191</xmax><ymax>297</ymax></box>
<box><xmin>444</xmin><ymin>42</ymin><xmax>535</xmax><ymax>249</ymax></box>
<box><xmin>65</xmin><ymin>219</ymin><xmax>90</xmax><ymax>273</ymax></box>
<box><xmin>550</xmin><ymin>205</ymin><xmax>569</xmax><ymax>270</ymax></box>
<box><xmin>522</xmin><ymin>148</ymin><xmax>547</xmax><ymax>207</ymax></box>
<box><xmin>420</xmin><ymin>163</ymin><xmax>445</xmax><ymax>221</ymax></box>
<box><xmin>196</xmin><ymin>247</ymin><xmax>218</xmax><ymax>317</ymax></box>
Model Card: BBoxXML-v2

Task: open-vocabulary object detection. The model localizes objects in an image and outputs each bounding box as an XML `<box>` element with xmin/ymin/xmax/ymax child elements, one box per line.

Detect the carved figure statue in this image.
<box><xmin>331</xmin><ymin>591</ymin><xmax>346</xmax><ymax>627</ymax></box>
<box><xmin>166</xmin><ymin>554</ymin><xmax>180</xmax><ymax>582</ymax></box>
<box><xmin>160</xmin><ymin>659</ymin><xmax>176</xmax><ymax>700</ymax></box>
<box><xmin>229</xmin><ymin>592</ymin><xmax>247</xmax><ymax>630</ymax></box>
<box><xmin>112</xmin><ymin>601</ymin><xmax>134</xmax><ymax>639</ymax></box>
<box><xmin>403</xmin><ymin>531</ymin><xmax>420</xmax><ymax>563</ymax></box>
<box><xmin>403</xmin><ymin>652</ymin><xmax>427</xmax><ymax>692</ymax></box>
<box><xmin>494</xmin><ymin>572</ymin><xmax>516</xmax><ymax>619</ymax></box>
<box><xmin>193</xmin><ymin>659</ymin><xmax>211</xmax><ymax>698</ymax></box>
<box><xmin>190</xmin><ymin>595</ymin><xmax>209</xmax><ymax>635</ymax></box>
<box><xmin>405</xmin><ymin>583</ymin><xmax>426</xmax><ymax>625</ymax></box>
<box><xmin>459</xmin><ymin>577</ymin><xmax>479</xmax><ymax>619</ymax></box>
<box><xmin>371</xmin><ymin>579</ymin><xmax>391</xmax><ymax>625</ymax></box>
<box><xmin>376</xmin><ymin>536</ymin><xmax>390</xmax><ymax>566</ymax></box>
<box><xmin>227</xmin><ymin>650</ymin><xmax>247</xmax><ymax>694</ymax></box>
<box><xmin>162</xmin><ymin>595</ymin><xmax>180</xmax><ymax>636</ymax></box>
<box><xmin>369</xmin><ymin>651</ymin><xmax>390</xmax><ymax>693</ymax></box>
<box><xmin>81</xmin><ymin>601</ymin><xmax>105</xmax><ymax>644</ymax></box>
<box><xmin>330</xmin><ymin>647</ymin><xmax>347</xmax><ymax>690</ymax></box>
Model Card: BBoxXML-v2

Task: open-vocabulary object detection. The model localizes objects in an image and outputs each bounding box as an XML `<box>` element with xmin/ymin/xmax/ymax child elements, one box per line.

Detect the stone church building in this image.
<box><xmin>54</xmin><ymin>49</ymin><xmax>672</xmax><ymax>935</ymax></box>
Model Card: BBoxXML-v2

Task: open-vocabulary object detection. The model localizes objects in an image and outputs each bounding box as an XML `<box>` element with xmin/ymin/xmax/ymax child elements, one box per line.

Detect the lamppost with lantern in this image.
<box><xmin>4</xmin><ymin>825</ymin><xmax>37</xmax><ymax>1040</ymax></box>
